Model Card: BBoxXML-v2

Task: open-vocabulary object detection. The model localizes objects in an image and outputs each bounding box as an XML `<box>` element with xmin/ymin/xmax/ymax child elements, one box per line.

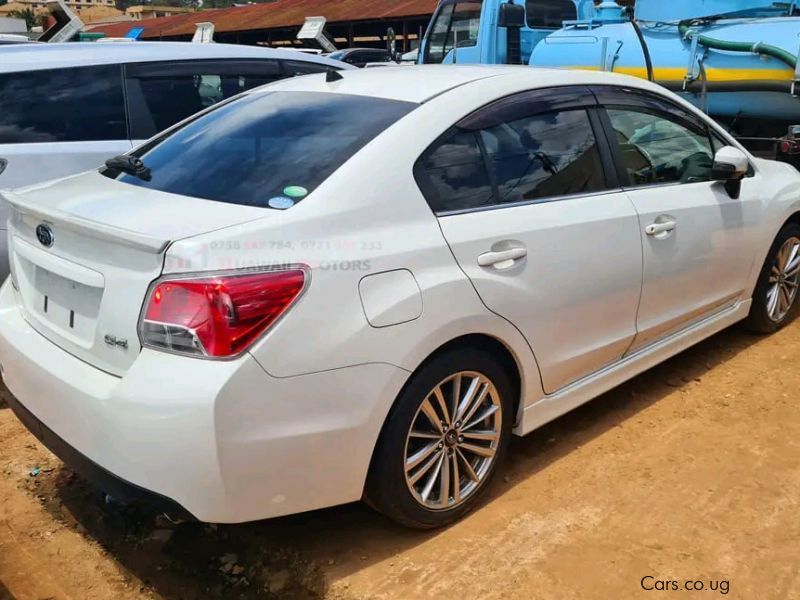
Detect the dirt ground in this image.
<box><xmin>1</xmin><ymin>321</ymin><xmax>800</xmax><ymax>600</ymax></box>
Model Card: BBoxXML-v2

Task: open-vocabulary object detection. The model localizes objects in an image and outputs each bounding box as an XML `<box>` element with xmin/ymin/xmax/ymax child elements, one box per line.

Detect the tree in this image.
<box><xmin>9</xmin><ymin>8</ymin><xmax>39</xmax><ymax>30</ymax></box>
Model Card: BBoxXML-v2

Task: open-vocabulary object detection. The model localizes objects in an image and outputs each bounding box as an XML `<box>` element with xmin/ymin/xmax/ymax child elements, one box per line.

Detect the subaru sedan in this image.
<box><xmin>1</xmin><ymin>66</ymin><xmax>798</xmax><ymax>529</ymax></box>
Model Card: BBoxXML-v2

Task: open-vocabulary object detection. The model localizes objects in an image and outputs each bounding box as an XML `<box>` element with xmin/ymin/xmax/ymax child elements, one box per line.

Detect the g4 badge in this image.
<box><xmin>104</xmin><ymin>334</ymin><xmax>129</xmax><ymax>349</ymax></box>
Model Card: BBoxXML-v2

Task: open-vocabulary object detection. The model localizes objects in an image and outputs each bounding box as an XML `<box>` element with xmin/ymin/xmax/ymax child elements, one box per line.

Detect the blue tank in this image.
<box><xmin>420</xmin><ymin>0</ymin><xmax>800</xmax><ymax>141</ymax></box>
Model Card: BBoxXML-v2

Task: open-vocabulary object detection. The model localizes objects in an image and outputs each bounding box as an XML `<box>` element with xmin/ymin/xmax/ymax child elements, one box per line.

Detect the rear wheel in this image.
<box><xmin>365</xmin><ymin>348</ymin><xmax>514</xmax><ymax>529</ymax></box>
<box><xmin>745</xmin><ymin>224</ymin><xmax>800</xmax><ymax>333</ymax></box>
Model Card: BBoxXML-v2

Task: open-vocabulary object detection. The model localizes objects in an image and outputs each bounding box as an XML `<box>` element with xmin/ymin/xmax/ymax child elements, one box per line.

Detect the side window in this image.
<box><xmin>606</xmin><ymin>108</ymin><xmax>715</xmax><ymax>186</ymax></box>
<box><xmin>283</xmin><ymin>60</ymin><xmax>331</xmax><ymax>76</ymax></box>
<box><xmin>417</xmin><ymin>107</ymin><xmax>608</xmax><ymax>213</ymax></box>
<box><xmin>526</xmin><ymin>0</ymin><xmax>577</xmax><ymax>29</ymax></box>
<box><xmin>417</xmin><ymin>130</ymin><xmax>494</xmax><ymax>213</ymax></box>
<box><xmin>424</xmin><ymin>1</ymin><xmax>482</xmax><ymax>64</ymax></box>
<box><xmin>0</xmin><ymin>64</ymin><xmax>126</xmax><ymax>144</ymax></box>
<box><xmin>125</xmin><ymin>60</ymin><xmax>282</xmax><ymax>139</ymax></box>
<box><xmin>481</xmin><ymin>109</ymin><xmax>606</xmax><ymax>204</ymax></box>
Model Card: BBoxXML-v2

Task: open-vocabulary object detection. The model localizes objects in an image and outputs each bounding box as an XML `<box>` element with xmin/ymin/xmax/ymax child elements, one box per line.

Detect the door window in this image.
<box><xmin>125</xmin><ymin>60</ymin><xmax>284</xmax><ymax>139</ymax></box>
<box><xmin>422</xmin><ymin>1</ymin><xmax>482</xmax><ymax>64</ymax></box>
<box><xmin>416</xmin><ymin>107</ymin><xmax>608</xmax><ymax>213</ymax></box>
<box><xmin>606</xmin><ymin>108</ymin><xmax>715</xmax><ymax>186</ymax></box>
<box><xmin>0</xmin><ymin>65</ymin><xmax>126</xmax><ymax>144</ymax></box>
<box><xmin>526</xmin><ymin>0</ymin><xmax>577</xmax><ymax>29</ymax></box>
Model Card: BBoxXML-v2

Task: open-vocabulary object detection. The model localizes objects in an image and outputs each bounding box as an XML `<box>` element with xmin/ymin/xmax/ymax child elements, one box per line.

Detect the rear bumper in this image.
<box><xmin>5</xmin><ymin>391</ymin><xmax>196</xmax><ymax>520</ymax></box>
<box><xmin>0</xmin><ymin>279</ymin><xmax>409</xmax><ymax>522</ymax></box>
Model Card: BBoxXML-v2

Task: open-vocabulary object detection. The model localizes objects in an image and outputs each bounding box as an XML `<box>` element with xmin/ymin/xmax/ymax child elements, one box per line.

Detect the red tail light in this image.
<box><xmin>140</xmin><ymin>268</ymin><xmax>306</xmax><ymax>358</ymax></box>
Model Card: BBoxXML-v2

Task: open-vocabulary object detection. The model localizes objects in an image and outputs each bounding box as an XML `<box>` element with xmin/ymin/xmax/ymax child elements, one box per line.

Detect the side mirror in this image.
<box><xmin>712</xmin><ymin>145</ymin><xmax>749</xmax><ymax>199</ymax></box>
<box><xmin>498</xmin><ymin>1</ymin><xmax>526</xmax><ymax>28</ymax></box>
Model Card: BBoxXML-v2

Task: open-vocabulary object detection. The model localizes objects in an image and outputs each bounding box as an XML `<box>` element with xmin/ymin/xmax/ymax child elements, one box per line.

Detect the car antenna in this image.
<box><xmin>326</xmin><ymin>69</ymin><xmax>344</xmax><ymax>83</ymax></box>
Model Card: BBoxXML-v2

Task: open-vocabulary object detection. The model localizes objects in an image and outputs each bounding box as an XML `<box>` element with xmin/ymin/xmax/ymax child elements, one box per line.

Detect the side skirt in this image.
<box><xmin>515</xmin><ymin>300</ymin><xmax>751</xmax><ymax>436</ymax></box>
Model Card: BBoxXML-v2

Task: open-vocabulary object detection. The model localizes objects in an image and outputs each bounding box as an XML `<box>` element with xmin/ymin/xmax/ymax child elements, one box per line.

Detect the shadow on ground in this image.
<box><xmin>32</xmin><ymin>326</ymin><xmax>763</xmax><ymax>599</ymax></box>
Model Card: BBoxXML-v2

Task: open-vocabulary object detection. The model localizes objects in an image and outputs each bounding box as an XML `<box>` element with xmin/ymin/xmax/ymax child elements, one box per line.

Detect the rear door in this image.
<box><xmin>418</xmin><ymin>87</ymin><xmax>644</xmax><ymax>393</ymax></box>
<box><xmin>594</xmin><ymin>87</ymin><xmax>759</xmax><ymax>351</ymax></box>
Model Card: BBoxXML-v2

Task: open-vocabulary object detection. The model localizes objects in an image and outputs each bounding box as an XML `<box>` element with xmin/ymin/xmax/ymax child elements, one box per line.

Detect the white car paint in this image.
<box><xmin>0</xmin><ymin>66</ymin><xmax>799</xmax><ymax>523</ymax></box>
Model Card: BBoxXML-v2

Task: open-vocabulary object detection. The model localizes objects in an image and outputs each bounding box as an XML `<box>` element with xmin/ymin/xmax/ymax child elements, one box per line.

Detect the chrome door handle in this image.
<box><xmin>478</xmin><ymin>247</ymin><xmax>528</xmax><ymax>269</ymax></box>
<box><xmin>645</xmin><ymin>220</ymin><xmax>677</xmax><ymax>236</ymax></box>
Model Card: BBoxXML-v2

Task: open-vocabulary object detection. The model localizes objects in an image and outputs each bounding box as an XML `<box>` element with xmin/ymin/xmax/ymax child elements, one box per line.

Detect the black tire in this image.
<box><xmin>365</xmin><ymin>347</ymin><xmax>514</xmax><ymax>529</ymax></box>
<box><xmin>744</xmin><ymin>223</ymin><xmax>800</xmax><ymax>333</ymax></box>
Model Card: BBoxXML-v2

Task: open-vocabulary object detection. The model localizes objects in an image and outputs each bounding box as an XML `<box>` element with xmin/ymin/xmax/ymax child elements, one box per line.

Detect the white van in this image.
<box><xmin>0</xmin><ymin>42</ymin><xmax>348</xmax><ymax>273</ymax></box>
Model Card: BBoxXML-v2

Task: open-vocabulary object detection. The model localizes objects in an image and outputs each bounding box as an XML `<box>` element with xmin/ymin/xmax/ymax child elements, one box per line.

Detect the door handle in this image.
<box><xmin>478</xmin><ymin>247</ymin><xmax>528</xmax><ymax>269</ymax></box>
<box><xmin>645</xmin><ymin>219</ymin><xmax>677</xmax><ymax>236</ymax></box>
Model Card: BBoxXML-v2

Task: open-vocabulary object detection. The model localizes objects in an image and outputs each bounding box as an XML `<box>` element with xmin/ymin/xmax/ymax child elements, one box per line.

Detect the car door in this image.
<box><xmin>594</xmin><ymin>87</ymin><xmax>760</xmax><ymax>352</ymax></box>
<box><xmin>416</xmin><ymin>87</ymin><xmax>644</xmax><ymax>393</ymax></box>
<box><xmin>0</xmin><ymin>63</ymin><xmax>131</xmax><ymax>191</ymax></box>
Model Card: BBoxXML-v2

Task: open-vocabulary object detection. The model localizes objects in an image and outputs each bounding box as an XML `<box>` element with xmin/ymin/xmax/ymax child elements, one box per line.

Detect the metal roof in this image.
<box><xmin>90</xmin><ymin>0</ymin><xmax>438</xmax><ymax>39</ymax></box>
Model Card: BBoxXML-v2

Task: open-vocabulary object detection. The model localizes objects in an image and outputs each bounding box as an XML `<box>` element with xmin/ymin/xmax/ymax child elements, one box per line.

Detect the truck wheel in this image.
<box><xmin>365</xmin><ymin>347</ymin><xmax>514</xmax><ymax>529</ymax></box>
<box><xmin>745</xmin><ymin>223</ymin><xmax>800</xmax><ymax>333</ymax></box>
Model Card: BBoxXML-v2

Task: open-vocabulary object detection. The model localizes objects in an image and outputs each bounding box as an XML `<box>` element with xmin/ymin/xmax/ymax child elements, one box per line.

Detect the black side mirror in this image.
<box><xmin>498</xmin><ymin>1</ymin><xmax>526</xmax><ymax>28</ymax></box>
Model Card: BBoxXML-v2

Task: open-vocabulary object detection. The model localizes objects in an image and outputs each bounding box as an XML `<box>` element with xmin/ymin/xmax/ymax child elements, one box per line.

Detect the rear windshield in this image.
<box><xmin>112</xmin><ymin>91</ymin><xmax>416</xmax><ymax>208</ymax></box>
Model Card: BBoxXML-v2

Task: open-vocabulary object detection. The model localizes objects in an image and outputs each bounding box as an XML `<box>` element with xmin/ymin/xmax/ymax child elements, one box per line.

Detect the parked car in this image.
<box><xmin>327</xmin><ymin>47</ymin><xmax>394</xmax><ymax>67</ymax></box>
<box><xmin>2</xmin><ymin>66</ymin><xmax>800</xmax><ymax>529</ymax></box>
<box><xmin>0</xmin><ymin>41</ymin><xmax>349</xmax><ymax>277</ymax></box>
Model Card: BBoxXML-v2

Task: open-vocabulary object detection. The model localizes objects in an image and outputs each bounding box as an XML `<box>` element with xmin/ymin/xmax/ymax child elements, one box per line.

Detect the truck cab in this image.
<box><xmin>418</xmin><ymin>0</ymin><xmax>596</xmax><ymax>66</ymax></box>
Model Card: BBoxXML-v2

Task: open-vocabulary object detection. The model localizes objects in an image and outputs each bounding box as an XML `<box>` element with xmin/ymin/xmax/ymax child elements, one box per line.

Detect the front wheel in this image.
<box><xmin>365</xmin><ymin>348</ymin><xmax>514</xmax><ymax>529</ymax></box>
<box><xmin>744</xmin><ymin>223</ymin><xmax>800</xmax><ymax>333</ymax></box>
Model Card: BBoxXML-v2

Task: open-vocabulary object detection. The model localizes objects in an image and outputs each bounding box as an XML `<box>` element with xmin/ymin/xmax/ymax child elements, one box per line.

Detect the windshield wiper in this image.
<box><xmin>105</xmin><ymin>155</ymin><xmax>152</xmax><ymax>181</ymax></box>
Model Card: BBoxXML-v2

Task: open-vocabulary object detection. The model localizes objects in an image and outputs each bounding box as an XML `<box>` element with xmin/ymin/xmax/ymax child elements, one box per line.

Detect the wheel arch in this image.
<box><xmin>364</xmin><ymin>332</ymin><xmax>526</xmax><ymax>494</ymax></box>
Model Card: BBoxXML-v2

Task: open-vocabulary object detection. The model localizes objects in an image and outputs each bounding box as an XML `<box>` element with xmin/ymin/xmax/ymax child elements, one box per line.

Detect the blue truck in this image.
<box><xmin>418</xmin><ymin>0</ymin><xmax>800</xmax><ymax>159</ymax></box>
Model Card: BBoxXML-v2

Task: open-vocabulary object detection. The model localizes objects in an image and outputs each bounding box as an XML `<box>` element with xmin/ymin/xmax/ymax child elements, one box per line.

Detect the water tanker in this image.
<box><xmin>419</xmin><ymin>0</ymin><xmax>800</xmax><ymax>157</ymax></box>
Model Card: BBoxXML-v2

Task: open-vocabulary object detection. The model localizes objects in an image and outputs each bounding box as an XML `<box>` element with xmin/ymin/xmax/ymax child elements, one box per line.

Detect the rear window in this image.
<box><xmin>112</xmin><ymin>91</ymin><xmax>416</xmax><ymax>208</ymax></box>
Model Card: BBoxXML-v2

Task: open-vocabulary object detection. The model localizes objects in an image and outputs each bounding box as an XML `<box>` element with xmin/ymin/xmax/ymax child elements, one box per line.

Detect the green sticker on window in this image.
<box><xmin>283</xmin><ymin>185</ymin><xmax>308</xmax><ymax>198</ymax></box>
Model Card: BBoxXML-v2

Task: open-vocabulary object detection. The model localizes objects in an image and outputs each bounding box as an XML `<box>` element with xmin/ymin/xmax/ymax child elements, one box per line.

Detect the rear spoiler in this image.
<box><xmin>2</xmin><ymin>190</ymin><xmax>169</xmax><ymax>254</ymax></box>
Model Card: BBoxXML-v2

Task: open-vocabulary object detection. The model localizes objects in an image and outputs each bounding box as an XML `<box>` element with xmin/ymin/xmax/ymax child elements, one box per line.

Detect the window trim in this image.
<box><xmin>414</xmin><ymin>87</ymin><xmax>622</xmax><ymax>216</ymax></box>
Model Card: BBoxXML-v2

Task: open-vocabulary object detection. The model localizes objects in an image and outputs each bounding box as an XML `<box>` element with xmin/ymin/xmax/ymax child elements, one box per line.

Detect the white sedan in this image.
<box><xmin>1</xmin><ymin>66</ymin><xmax>799</xmax><ymax>529</ymax></box>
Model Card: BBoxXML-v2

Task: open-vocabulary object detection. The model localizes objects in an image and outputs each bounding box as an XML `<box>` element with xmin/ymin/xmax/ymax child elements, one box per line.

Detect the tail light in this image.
<box><xmin>140</xmin><ymin>268</ymin><xmax>306</xmax><ymax>358</ymax></box>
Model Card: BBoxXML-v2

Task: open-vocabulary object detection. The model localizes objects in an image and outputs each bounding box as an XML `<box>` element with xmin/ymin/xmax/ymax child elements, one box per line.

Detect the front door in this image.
<box><xmin>416</xmin><ymin>88</ymin><xmax>643</xmax><ymax>393</ymax></box>
<box><xmin>596</xmin><ymin>90</ymin><xmax>760</xmax><ymax>351</ymax></box>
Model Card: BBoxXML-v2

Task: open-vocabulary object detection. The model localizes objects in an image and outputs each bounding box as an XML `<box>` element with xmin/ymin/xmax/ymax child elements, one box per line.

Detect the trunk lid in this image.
<box><xmin>4</xmin><ymin>171</ymin><xmax>269</xmax><ymax>376</ymax></box>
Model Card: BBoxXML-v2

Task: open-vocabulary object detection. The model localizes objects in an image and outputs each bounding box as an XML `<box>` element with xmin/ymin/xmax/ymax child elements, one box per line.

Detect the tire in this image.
<box><xmin>744</xmin><ymin>223</ymin><xmax>800</xmax><ymax>333</ymax></box>
<box><xmin>365</xmin><ymin>347</ymin><xmax>514</xmax><ymax>529</ymax></box>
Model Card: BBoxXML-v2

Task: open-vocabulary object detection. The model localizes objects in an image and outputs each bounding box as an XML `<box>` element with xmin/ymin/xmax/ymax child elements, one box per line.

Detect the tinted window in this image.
<box><xmin>526</xmin><ymin>0</ymin><xmax>577</xmax><ymax>28</ymax></box>
<box><xmin>481</xmin><ymin>110</ymin><xmax>606</xmax><ymax>204</ymax></box>
<box><xmin>417</xmin><ymin>108</ymin><xmax>607</xmax><ymax>213</ymax></box>
<box><xmin>112</xmin><ymin>92</ymin><xmax>416</xmax><ymax>208</ymax></box>
<box><xmin>417</xmin><ymin>131</ymin><xmax>494</xmax><ymax>212</ymax></box>
<box><xmin>606</xmin><ymin>108</ymin><xmax>715</xmax><ymax>186</ymax></box>
<box><xmin>0</xmin><ymin>65</ymin><xmax>126</xmax><ymax>144</ymax></box>
<box><xmin>423</xmin><ymin>1</ymin><xmax>482</xmax><ymax>64</ymax></box>
<box><xmin>126</xmin><ymin>60</ymin><xmax>284</xmax><ymax>139</ymax></box>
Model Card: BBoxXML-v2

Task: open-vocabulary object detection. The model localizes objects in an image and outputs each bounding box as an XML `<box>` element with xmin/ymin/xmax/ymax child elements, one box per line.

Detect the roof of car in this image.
<box><xmin>0</xmin><ymin>41</ymin><xmax>350</xmax><ymax>73</ymax></box>
<box><xmin>252</xmin><ymin>64</ymin><xmax>661</xmax><ymax>104</ymax></box>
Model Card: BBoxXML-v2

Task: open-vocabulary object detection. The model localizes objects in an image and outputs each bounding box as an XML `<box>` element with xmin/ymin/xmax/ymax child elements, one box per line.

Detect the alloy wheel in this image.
<box><xmin>767</xmin><ymin>236</ymin><xmax>800</xmax><ymax>322</ymax></box>
<box><xmin>403</xmin><ymin>371</ymin><xmax>502</xmax><ymax>511</ymax></box>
